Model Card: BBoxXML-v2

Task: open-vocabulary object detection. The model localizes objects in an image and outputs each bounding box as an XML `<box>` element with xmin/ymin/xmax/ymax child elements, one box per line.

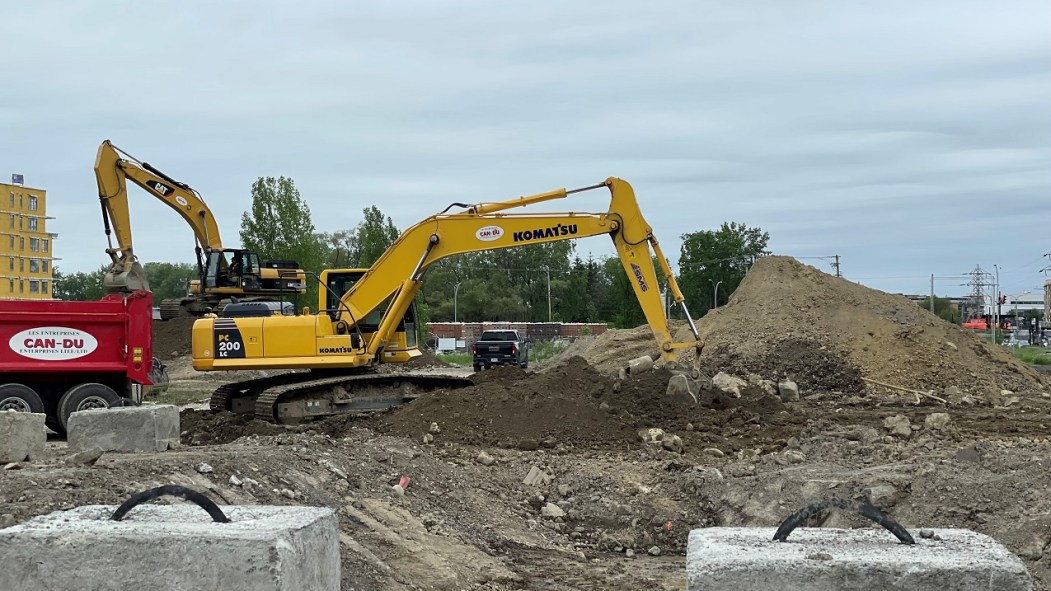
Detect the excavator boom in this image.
<box><xmin>95</xmin><ymin>140</ymin><xmax>223</xmax><ymax>292</ymax></box>
<box><xmin>338</xmin><ymin>178</ymin><xmax>701</xmax><ymax>362</ymax></box>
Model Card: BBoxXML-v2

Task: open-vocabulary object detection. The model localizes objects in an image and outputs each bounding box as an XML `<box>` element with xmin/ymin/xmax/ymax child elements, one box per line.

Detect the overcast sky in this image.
<box><xmin>3</xmin><ymin>1</ymin><xmax>1049</xmax><ymax>300</ymax></box>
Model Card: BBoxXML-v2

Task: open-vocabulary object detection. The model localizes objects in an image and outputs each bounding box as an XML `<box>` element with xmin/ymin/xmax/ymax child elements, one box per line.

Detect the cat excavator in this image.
<box><xmin>193</xmin><ymin>178</ymin><xmax>704</xmax><ymax>423</ymax></box>
<box><xmin>94</xmin><ymin>140</ymin><xmax>306</xmax><ymax>320</ymax></box>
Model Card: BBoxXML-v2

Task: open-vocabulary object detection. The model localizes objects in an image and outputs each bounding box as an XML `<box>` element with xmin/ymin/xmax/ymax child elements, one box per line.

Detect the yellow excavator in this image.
<box><xmin>193</xmin><ymin>178</ymin><xmax>703</xmax><ymax>423</ymax></box>
<box><xmin>94</xmin><ymin>140</ymin><xmax>307</xmax><ymax>319</ymax></box>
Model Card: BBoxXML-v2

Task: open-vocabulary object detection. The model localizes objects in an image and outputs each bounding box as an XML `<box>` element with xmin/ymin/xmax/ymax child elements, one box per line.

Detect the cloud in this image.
<box><xmin>1</xmin><ymin>0</ymin><xmax>1048</xmax><ymax>300</ymax></box>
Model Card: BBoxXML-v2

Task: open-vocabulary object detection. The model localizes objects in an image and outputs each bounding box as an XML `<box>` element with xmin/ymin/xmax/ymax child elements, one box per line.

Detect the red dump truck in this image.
<box><xmin>0</xmin><ymin>290</ymin><xmax>160</xmax><ymax>434</ymax></box>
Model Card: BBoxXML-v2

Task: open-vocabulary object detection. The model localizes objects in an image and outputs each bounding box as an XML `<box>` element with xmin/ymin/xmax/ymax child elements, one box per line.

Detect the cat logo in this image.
<box><xmin>145</xmin><ymin>180</ymin><xmax>174</xmax><ymax>196</ymax></box>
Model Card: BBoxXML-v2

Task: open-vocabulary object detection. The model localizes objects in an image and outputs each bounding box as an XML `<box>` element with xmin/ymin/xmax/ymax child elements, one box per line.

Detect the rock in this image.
<box><xmin>1042</xmin><ymin>392</ymin><xmax>1051</xmax><ymax>400</ymax></box>
<box><xmin>540</xmin><ymin>503</ymin><xmax>565</xmax><ymax>519</ymax></box>
<box><xmin>943</xmin><ymin>386</ymin><xmax>962</xmax><ymax>398</ymax></box>
<box><xmin>196</xmin><ymin>463</ymin><xmax>214</xmax><ymax>474</ymax></box>
<box><xmin>280</xmin><ymin>488</ymin><xmax>296</xmax><ymax>499</ymax></box>
<box><xmin>863</xmin><ymin>484</ymin><xmax>900</xmax><ymax>508</ymax></box>
<box><xmin>695</xmin><ymin>467</ymin><xmax>723</xmax><ymax>481</ymax></box>
<box><xmin>1018</xmin><ymin>534</ymin><xmax>1046</xmax><ymax>560</ymax></box>
<box><xmin>703</xmin><ymin>447</ymin><xmax>724</xmax><ymax>458</ymax></box>
<box><xmin>783</xmin><ymin>450</ymin><xmax>806</xmax><ymax>464</ymax></box>
<box><xmin>638</xmin><ymin>428</ymin><xmax>665</xmax><ymax>443</ymax></box>
<box><xmin>229</xmin><ymin>475</ymin><xmax>243</xmax><ymax>486</ymax></box>
<box><xmin>661</xmin><ymin>434</ymin><xmax>683</xmax><ymax>453</ymax></box>
<box><xmin>1000</xmin><ymin>389</ymin><xmax>1014</xmax><ymax>397</ymax></box>
<box><xmin>68</xmin><ymin>447</ymin><xmax>104</xmax><ymax>466</ymax></box>
<box><xmin>944</xmin><ymin>341</ymin><xmax>958</xmax><ymax>351</ymax></box>
<box><xmin>4</xmin><ymin>462</ymin><xmax>24</xmax><ymax>470</ymax></box>
<box><xmin>391</xmin><ymin>484</ymin><xmax>405</xmax><ymax>496</ymax></box>
<box><xmin>883</xmin><ymin>415</ymin><xmax>912</xmax><ymax>439</ymax></box>
<box><xmin>924</xmin><ymin>413</ymin><xmax>952</xmax><ymax>432</ymax></box>
<box><xmin>523</xmin><ymin>465</ymin><xmax>553</xmax><ymax>487</ymax></box>
<box><xmin>954</xmin><ymin>443</ymin><xmax>982</xmax><ymax>463</ymax></box>
<box><xmin>686</xmin><ymin>423</ymin><xmax>695</xmax><ymax>431</ymax></box>
<box><xmin>429</xmin><ymin>422</ymin><xmax>441</xmax><ymax>434</ymax></box>
<box><xmin>625</xmin><ymin>548</ymin><xmax>635</xmax><ymax>558</ymax></box>
<box><xmin>777</xmin><ymin>380</ymin><xmax>800</xmax><ymax>402</ymax></box>
<box><xmin>713</xmin><ymin>372</ymin><xmax>746</xmax><ymax>398</ymax></box>
<box><xmin>666</xmin><ymin>374</ymin><xmax>696</xmax><ymax>402</ymax></box>
<box><xmin>557</xmin><ymin>484</ymin><xmax>572</xmax><ymax>497</ymax></box>
<box><xmin>476</xmin><ymin>451</ymin><xmax>496</xmax><ymax>466</ymax></box>
<box><xmin>0</xmin><ymin>514</ymin><xmax>15</xmax><ymax>529</ymax></box>
<box><xmin>648</xmin><ymin>546</ymin><xmax>661</xmax><ymax>556</ymax></box>
<box><xmin>422</xmin><ymin>433</ymin><xmax>434</xmax><ymax>444</ymax></box>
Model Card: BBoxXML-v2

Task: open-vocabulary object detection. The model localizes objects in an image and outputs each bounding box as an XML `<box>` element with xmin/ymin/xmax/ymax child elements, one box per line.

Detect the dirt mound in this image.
<box><xmin>371</xmin><ymin>355</ymin><xmax>788</xmax><ymax>450</ymax></box>
<box><xmin>180</xmin><ymin>408</ymin><xmax>289</xmax><ymax>445</ymax></box>
<box><xmin>153</xmin><ymin>317</ymin><xmax>196</xmax><ymax>357</ymax></box>
<box><xmin>561</xmin><ymin>321</ymin><xmax>685</xmax><ymax>377</ymax></box>
<box><xmin>685</xmin><ymin>256</ymin><xmax>1045</xmax><ymax>397</ymax></box>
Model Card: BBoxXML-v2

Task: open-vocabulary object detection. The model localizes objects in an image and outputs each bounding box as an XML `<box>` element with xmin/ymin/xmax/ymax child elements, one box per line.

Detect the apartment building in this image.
<box><xmin>1</xmin><ymin>177</ymin><xmax>56</xmax><ymax>299</ymax></box>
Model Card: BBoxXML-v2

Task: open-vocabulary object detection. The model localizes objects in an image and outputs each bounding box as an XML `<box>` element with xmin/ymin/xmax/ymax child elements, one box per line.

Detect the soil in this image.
<box><xmin>3</xmin><ymin>266</ymin><xmax>1051</xmax><ymax>590</ymax></box>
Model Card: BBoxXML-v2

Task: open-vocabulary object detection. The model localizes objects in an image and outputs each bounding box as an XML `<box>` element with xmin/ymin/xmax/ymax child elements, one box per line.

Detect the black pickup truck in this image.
<box><xmin>472</xmin><ymin>330</ymin><xmax>529</xmax><ymax>371</ymax></box>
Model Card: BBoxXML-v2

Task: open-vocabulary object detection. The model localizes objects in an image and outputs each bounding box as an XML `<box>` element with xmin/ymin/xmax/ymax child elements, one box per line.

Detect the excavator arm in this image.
<box><xmin>341</xmin><ymin>177</ymin><xmax>702</xmax><ymax>363</ymax></box>
<box><xmin>94</xmin><ymin>139</ymin><xmax>223</xmax><ymax>292</ymax></box>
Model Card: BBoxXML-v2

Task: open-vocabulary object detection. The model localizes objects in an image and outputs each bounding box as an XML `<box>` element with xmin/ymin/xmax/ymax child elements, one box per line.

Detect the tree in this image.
<box><xmin>142</xmin><ymin>262</ymin><xmax>197</xmax><ymax>301</ymax></box>
<box><xmin>678</xmin><ymin>222</ymin><xmax>770</xmax><ymax>317</ymax></box>
<box><xmin>916</xmin><ymin>296</ymin><xmax>961</xmax><ymax>324</ymax></box>
<box><xmin>350</xmin><ymin>206</ymin><xmax>399</xmax><ymax>267</ymax></box>
<box><xmin>240</xmin><ymin>177</ymin><xmax>323</xmax><ymax>275</ymax></box>
<box><xmin>51</xmin><ymin>267</ymin><xmax>107</xmax><ymax>301</ymax></box>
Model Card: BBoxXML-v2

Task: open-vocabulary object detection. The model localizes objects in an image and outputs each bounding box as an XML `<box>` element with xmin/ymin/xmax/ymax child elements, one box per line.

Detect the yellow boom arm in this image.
<box><xmin>343</xmin><ymin>178</ymin><xmax>702</xmax><ymax>362</ymax></box>
<box><xmin>94</xmin><ymin>139</ymin><xmax>223</xmax><ymax>291</ymax></box>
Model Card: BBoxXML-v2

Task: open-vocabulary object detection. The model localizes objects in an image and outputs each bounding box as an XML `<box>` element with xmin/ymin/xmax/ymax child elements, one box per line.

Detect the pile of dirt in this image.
<box><xmin>371</xmin><ymin>355</ymin><xmax>791</xmax><ymax>450</ymax></box>
<box><xmin>152</xmin><ymin>317</ymin><xmax>196</xmax><ymax>357</ymax></box>
<box><xmin>570</xmin><ymin>322</ymin><xmax>688</xmax><ymax>377</ymax></box>
<box><xmin>683</xmin><ymin>256</ymin><xmax>1046</xmax><ymax>397</ymax></box>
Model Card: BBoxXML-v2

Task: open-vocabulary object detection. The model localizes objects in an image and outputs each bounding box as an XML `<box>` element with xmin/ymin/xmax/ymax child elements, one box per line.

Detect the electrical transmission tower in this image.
<box><xmin>964</xmin><ymin>265</ymin><xmax>993</xmax><ymax>320</ymax></box>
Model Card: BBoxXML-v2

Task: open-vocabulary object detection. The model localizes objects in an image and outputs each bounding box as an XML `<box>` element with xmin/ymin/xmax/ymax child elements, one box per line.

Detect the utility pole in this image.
<box><xmin>832</xmin><ymin>255</ymin><xmax>841</xmax><ymax>277</ymax></box>
<box><xmin>546</xmin><ymin>267</ymin><xmax>552</xmax><ymax>322</ymax></box>
<box><xmin>930</xmin><ymin>274</ymin><xmax>935</xmax><ymax>313</ymax></box>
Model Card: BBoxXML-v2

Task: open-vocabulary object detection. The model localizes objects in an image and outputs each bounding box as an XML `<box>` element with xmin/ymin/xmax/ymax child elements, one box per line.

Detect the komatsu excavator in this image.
<box><xmin>94</xmin><ymin>140</ymin><xmax>307</xmax><ymax>319</ymax></box>
<box><xmin>193</xmin><ymin>178</ymin><xmax>704</xmax><ymax>423</ymax></box>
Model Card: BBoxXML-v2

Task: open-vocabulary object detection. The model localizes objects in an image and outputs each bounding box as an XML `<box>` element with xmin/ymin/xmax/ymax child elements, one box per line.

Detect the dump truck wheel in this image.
<box><xmin>0</xmin><ymin>383</ymin><xmax>46</xmax><ymax>414</ymax></box>
<box><xmin>58</xmin><ymin>383</ymin><xmax>121</xmax><ymax>433</ymax></box>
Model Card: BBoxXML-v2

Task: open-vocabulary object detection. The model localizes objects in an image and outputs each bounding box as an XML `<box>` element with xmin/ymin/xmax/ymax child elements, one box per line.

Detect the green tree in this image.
<box><xmin>52</xmin><ymin>266</ymin><xmax>107</xmax><ymax>301</ymax></box>
<box><xmin>916</xmin><ymin>296</ymin><xmax>961</xmax><ymax>324</ymax></box>
<box><xmin>142</xmin><ymin>262</ymin><xmax>197</xmax><ymax>301</ymax></box>
<box><xmin>678</xmin><ymin>222</ymin><xmax>770</xmax><ymax>316</ymax></box>
<box><xmin>240</xmin><ymin>177</ymin><xmax>323</xmax><ymax>274</ymax></box>
<box><xmin>350</xmin><ymin>206</ymin><xmax>399</xmax><ymax>267</ymax></box>
<box><xmin>240</xmin><ymin>176</ymin><xmax>324</xmax><ymax>307</ymax></box>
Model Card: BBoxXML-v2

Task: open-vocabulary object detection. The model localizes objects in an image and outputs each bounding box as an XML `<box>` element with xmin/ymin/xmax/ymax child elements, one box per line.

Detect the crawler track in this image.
<box><xmin>210</xmin><ymin>371</ymin><xmax>472</xmax><ymax>424</ymax></box>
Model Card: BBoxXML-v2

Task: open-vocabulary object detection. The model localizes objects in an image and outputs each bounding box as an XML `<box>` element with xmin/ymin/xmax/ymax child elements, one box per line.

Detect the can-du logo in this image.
<box><xmin>475</xmin><ymin>225</ymin><xmax>504</xmax><ymax>242</ymax></box>
<box><xmin>9</xmin><ymin>327</ymin><xmax>98</xmax><ymax>360</ymax></box>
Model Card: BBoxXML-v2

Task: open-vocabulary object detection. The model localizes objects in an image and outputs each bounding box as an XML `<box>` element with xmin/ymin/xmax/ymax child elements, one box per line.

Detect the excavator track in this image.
<box><xmin>159</xmin><ymin>299</ymin><xmax>186</xmax><ymax>321</ymax></box>
<box><xmin>210</xmin><ymin>371</ymin><xmax>472</xmax><ymax>425</ymax></box>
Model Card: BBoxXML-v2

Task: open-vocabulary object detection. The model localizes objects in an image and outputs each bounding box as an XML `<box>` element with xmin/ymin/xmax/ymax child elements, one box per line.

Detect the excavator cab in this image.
<box><xmin>203</xmin><ymin>249</ymin><xmax>261</xmax><ymax>290</ymax></box>
<box><xmin>321</xmin><ymin>269</ymin><xmax>419</xmax><ymax>351</ymax></box>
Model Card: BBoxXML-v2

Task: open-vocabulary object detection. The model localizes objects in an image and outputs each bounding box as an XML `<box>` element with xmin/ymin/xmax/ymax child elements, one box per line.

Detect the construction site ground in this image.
<box><xmin>4</xmin><ymin>257</ymin><xmax>1051</xmax><ymax>590</ymax></box>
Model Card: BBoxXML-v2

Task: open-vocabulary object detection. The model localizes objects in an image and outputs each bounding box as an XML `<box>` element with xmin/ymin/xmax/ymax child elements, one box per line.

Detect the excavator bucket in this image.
<box><xmin>103</xmin><ymin>253</ymin><xmax>150</xmax><ymax>294</ymax></box>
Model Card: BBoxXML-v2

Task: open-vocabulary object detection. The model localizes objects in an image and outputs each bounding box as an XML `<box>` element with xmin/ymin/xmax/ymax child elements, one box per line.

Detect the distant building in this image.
<box><xmin>0</xmin><ymin>178</ymin><xmax>56</xmax><ymax>299</ymax></box>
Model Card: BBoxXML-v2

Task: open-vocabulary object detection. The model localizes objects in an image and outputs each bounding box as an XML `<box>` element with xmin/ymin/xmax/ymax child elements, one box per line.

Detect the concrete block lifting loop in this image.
<box><xmin>772</xmin><ymin>498</ymin><xmax>914</xmax><ymax>545</ymax></box>
<box><xmin>110</xmin><ymin>485</ymin><xmax>231</xmax><ymax>523</ymax></box>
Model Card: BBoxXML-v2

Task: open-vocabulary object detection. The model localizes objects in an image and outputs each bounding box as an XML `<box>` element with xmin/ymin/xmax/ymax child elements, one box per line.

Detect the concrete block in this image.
<box><xmin>0</xmin><ymin>411</ymin><xmax>46</xmax><ymax>462</ymax></box>
<box><xmin>687</xmin><ymin>527</ymin><xmax>1032</xmax><ymax>591</ymax></box>
<box><xmin>67</xmin><ymin>404</ymin><xmax>179</xmax><ymax>453</ymax></box>
<box><xmin>0</xmin><ymin>504</ymin><xmax>339</xmax><ymax>591</ymax></box>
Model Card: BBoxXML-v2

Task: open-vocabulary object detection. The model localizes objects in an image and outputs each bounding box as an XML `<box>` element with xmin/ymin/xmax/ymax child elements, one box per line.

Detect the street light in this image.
<box><xmin>709</xmin><ymin>279</ymin><xmax>723</xmax><ymax>308</ymax></box>
<box><xmin>453</xmin><ymin>282</ymin><xmax>461</xmax><ymax>322</ymax></box>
